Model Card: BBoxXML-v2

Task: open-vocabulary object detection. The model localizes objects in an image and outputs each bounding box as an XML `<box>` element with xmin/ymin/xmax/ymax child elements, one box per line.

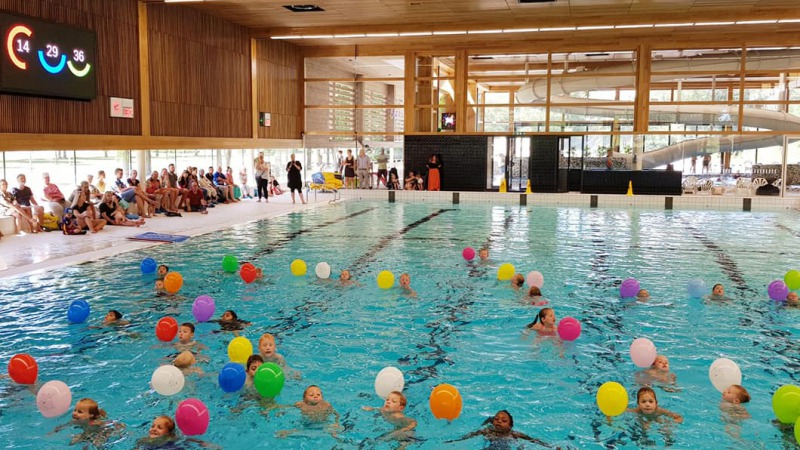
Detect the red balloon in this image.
<box><xmin>156</xmin><ymin>317</ymin><xmax>179</xmax><ymax>342</ymax></box>
<box><xmin>240</xmin><ymin>263</ymin><xmax>256</xmax><ymax>284</ymax></box>
<box><xmin>8</xmin><ymin>354</ymin><xmax>38</xmax><ymax>384</ymax></box>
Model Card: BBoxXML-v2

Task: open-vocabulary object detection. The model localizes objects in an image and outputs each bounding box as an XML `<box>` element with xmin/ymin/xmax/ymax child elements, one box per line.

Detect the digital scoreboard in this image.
<box><xmin>0</xmin><ymin>12</ymin><xmax>97</xmax><ymax>100</ymax></box>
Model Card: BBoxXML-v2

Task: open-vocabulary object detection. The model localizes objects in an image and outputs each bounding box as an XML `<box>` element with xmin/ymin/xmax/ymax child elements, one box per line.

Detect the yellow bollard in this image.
<box><xmin>499</xmin><ymin>178</ymin><xmax>507</xmax><ymax>193</ymax></box>
<box><xmin>525</xmin><ymin>179</ymin><xmax>532</xmax><ymax>194</ymax></box>
<box><xmin>626</xmin><ymin>180</ymin><xmax>634</xmax><ymax>196</ymax></box>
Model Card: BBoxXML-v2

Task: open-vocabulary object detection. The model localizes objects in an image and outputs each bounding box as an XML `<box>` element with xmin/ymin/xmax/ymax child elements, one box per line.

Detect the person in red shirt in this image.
<box><xmin>186</xmin><ymin>182</ymin><xmax>208</xmax><ymax>214</ymax></box>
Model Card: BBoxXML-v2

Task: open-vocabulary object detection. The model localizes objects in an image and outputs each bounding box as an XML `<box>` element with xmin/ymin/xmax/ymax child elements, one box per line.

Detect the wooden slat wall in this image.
<box><xmin>0</xmin><ymin>0</ymin><xmax>141</xmax><ymax>135</ymax></box>
<box><xmin>147</xmin><ymin>4</ymin><xmax>250</xmax><ymax>138</ymax></box>
<box><xmin>254</xmin><ymin>39</ymin><xmax>302</xmax><ymax>139</ymax></box>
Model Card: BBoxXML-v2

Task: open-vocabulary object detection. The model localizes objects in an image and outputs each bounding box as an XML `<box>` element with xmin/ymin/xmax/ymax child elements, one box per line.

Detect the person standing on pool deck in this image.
<box><xmin>286</xmin><ymin>153</ymin><xmax>306</xmax><ymax>204</ymax></box>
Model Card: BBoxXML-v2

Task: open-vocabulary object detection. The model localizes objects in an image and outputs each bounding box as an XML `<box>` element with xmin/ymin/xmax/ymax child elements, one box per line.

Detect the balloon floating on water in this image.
<box><xmin>620</xmin><ymin>278</ymin><xmax>640</xmax><ymax>298</ymax></box>
<box><xmin>222</xmin><ymin>255</ymin><xmax>238</xmax><ymax>273</ymax></box>
<box><xmin>140</xmin><ymin>257</ymin><xmax>157</xmax><ymax>274</ymax></box>
<box><xmin>630</xmin><ymin>338</ymin><xmax>657</xmax><ymax>368</ymax></box>
<box><xmin>377</xmin><ymin>270</ymin><xmax>395</xmax><ymax>289</ymax></box>
<box><xmin>175</xmin><ymin>398</ymin><xmax>210</xmax><ymax>436</ymax></box>
<box><xmin>462</xmin><ymin>247</ymin><xmax>475</xmax><ymax>261</ymax></box>
<box><xmin>315</xmin><ymin>262</ymin><xmax>331</xmax><ymax>279</ymax></box>
<box><xmin>192</xmin><ymin>295</ymin><xmax>215</xmax><ymax>323</ymax></box>
<box><xmin>375</xmin><ymin>366</ymin><xmax>404</xmax><ymax>399</ymax></box>
<box><xmin>597</xmin><ymin>381</ymin><xmax>628</xmax><ymax>417</ymax></box>
<box><xmin>151</xmin><ymin>365</ymin><xmax>185</xmax><ymax>396</ymax></box>
<box><xmin>8</xmin><ymin>354</ymin><xmax>38</xmax><ymax>384</ymax></box>
<box><xmin>36</xmin><ymin>380</ymin><xmax>72</xmax><ymax>418</ymax></box>
<box><xmin>156</xmin><ymin>317</ymin><xmax>179</xmax><ymax>342</ymax></box>
<box><xmin>290</xmin><ymin>259</ymin><xmax>307</xmax><ymax>276</ymax></box>
<box><xmin>429</xmin><ymin>383</ymin><xmax>462</xmax><ymax>421</ymax></box>
<box><xmin>67</xmin><ymin>300</ymin><xmax>91</xmax><ymax>324</ymax></box>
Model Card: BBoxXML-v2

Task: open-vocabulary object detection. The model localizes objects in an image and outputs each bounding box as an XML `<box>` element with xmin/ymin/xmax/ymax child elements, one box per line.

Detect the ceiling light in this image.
<box><xmin>365</xmin><ymin>33</ymin><xmax>399</xmax><ymax>37</ymax></box>
<box><xmin>468</xmin><ymin>29</ymin><xmax>504</xmax><ymax>34</ymax></box>
<box><xmin>653</xmin><ymin>23</ymin><xmax>693</xmax><ymax>27</ymax></box>
<box><xmin>735</xmin><ymin>20</ymin><xmax>777</xmax><ymax>25</ymax></box>
<box><xmin>615</xmin><ymin>24</ymin><xmax>652</xmax><ymax>29</ymax></box>
<box><xmin>538</xmin><ymin>27</ymin><xmax>575</xmax><ymax>32</ymax></box>
<box><xmin>398</xmin><ymin>31</ymin><xmax>431</xmax><ymax>36</ymax></box>
<box><xmin>502</xmin><ymin>28</ymin><xmax>539</xmax><ymax>33</ymax></box>
<box><xmin>432</xmin><ymin>31</ymin><xmax>466</xmax><ymax>35</ymax></box>
<box><xmin>694</xmin><ymin>22</ymin><xmax>735</xmax><ymax>26</ymax></box>
<box><xmin>576</xmin><ymin>25</ymin><xmax>614</xmax><ymax>30</ymax></box>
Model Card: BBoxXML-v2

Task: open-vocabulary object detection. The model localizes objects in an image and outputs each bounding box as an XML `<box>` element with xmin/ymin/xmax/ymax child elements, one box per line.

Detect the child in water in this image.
<box><xmin>156</xmin><ymin>265</ymin><xmax>169</xmax><ymax>280</ymax></box>
<box><xmin>245</xmin><ymin>354</ymin><xmax>263</xmax><ymax>387</ymax></box>
<box><xmin>52</xmin><ymin>398</ymin><xmax>122</xmax><ymax>447</ymax></box>
<box><xmin>154</xmin><ymin>279</ymin><xmax>166</xmax><ymax>295</ymax></box>
<box><xmin>363</xmin><ymin>391</ymin><xmax>417</xmax><ymax>445</ymax></box>
<box><xmin>478</xmin><ymin>248</ymin><xmax>489</xmax><ymax>261</ymax></box>
<box><xmin>637</xmin><ymin>289</ymin><xmax>650</xmax><ymax>300</ymax></box>
<box><xmin>398</xmin><ymin>273</ymin><xmax>417</xmax><ymax>298</ymax></box>
<box><xmin>524</xmin><ymin>308</ymin><xmax>557</xmax><ymax>336</ymax></box>
<box><xmin>637</xmin><ymin>355</ymin><xmax>677</xmax><ymax>387</ymax></box>
<box><xmin>103</xmin><ymin>310</ymin><xmax>130</xmax><ymax>326</ymax></box>
<box><xmin>258</xmin><ymin>333</ymin><xmax>301</xmax><ymax>379</ymax></box>
<box><xmin>625</xmin><ymin>387</ymin><xmax>683</xmax><ymax>425</ymax></box>
<box><xmin>277</xmin><ymin>385</ymin><xmax>341</xmax><ymax>438</ymax></box>
<box><xmin>338</xmin><ymin>269</ymin><xmax>360</xmax><ymax>287</ymax></box>
<box><xmin>137</xmin><ymin>415</ymin><xmax>220</xmax><ymax>449</ymax></box>
<box><xmin>173</xmin><ymin>351</ymin><xmax>203</xmax><ymax>376</ymax></box>
<box><xmin>721</xmin><ymin>384</ymin><xmax>751</xmax><ymax>418</ymax></box>
<box><xmin>711</xmin><ymin>283</ymin><xmax>725</xmax><ymax>299</ymax></box>
<box><xmin>446</xmin><ymin>410</ymin><xmax>555</xmax><ymax>448</ymax></box>
<box><xmin>174</xmin><ymin>322</ymin><xmax>207</xmax><ymax>353</ymax></box>
<box><xmin>511</xmin><ymin>273</ymin><xmax>525</xmax><ymax>291</ymax></box>
<box><xmin>786</xmin><ymin>291</ymin><xmax>799</xmax><ymax>306</ymax></box>
<box><xmin>526</xmin><ymin>286</ymin><xmax>548</xmax><ymax>306</ymax></box>
<box><xmin>213</xmin><ymin>310</ymin><xmax>251</xmax><ymax>335</ymax></box>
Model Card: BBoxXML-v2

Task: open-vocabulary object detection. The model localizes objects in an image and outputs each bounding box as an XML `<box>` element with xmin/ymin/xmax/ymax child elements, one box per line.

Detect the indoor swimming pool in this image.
<box><xmin>1</xmin><ymin>202</ymin><xmax>799</xmax><ymax>449</ymax></box>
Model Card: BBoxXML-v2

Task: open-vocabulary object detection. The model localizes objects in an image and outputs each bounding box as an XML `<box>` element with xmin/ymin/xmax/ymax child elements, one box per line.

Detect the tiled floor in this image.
<box><xmin>0</xmin><ymin>192</ymin><xmax>336</xmax><ymax>278</ymax></box>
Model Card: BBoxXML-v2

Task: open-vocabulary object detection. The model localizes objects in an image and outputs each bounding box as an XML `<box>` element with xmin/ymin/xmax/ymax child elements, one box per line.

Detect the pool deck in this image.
<box><xmin>3</xmin><ymin>189</ymin><xmax>797</xmax><ymax>279</ymax></box>
<box><xmin>0</xmin><ymin>192</ymin><xmax>337</xmax><ymax>279</ymax></box>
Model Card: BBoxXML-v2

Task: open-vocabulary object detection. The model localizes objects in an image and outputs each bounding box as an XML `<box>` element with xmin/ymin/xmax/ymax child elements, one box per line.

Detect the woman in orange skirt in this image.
<box><xmin>426</xmin><ymin>154</ymin><xmax>442</xmax><ymax>191</ymax></box>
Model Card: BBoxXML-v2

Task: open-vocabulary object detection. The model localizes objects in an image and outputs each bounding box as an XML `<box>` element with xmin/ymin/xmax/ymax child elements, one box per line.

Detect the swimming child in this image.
<box><xmin>339</xmin><ymin>269</ymin><xmax>361</xmax><ymax>287</ymax></box>
<box><xmin>137</xmin><ymin>415</ymin><xmax>220</xmax><ymax>450</ymax></box>
<box><xmin>156</xmin><ymin>265</ymin><xmax>169</xmax><ymax>280</ymax></box>
<box><xmin>103</xmin><ymin>310</ymin><xmax>130</xmax><ymax>326</ymax></box>
<box><xmin>526</xmin><ymin>286</ymin><xmax>549</xmax><ymax>306</ymax></box>
<box><xmin>636</xmin><ymin>355</ymin><xmax>678</xmax><ymax>389</ymax></box>
<box><xmin>625</xmin><ymin>387</ymin><xmax>683</xmax><ymax>425</ymax></box>
<box><xmin>213</xmin><ymin>310</ymin><xmax>251</xmax><ymax>335</ymax></box>
<box><xmin>174</xmin><ymin>323</ymin><xmax>207</xmax><ymax>353</ymax></box>
<box><xmin>786</xmin><ymin>291</ymin><xmax>799</xmax><ymax>306</ymax></box>
<box><xmin>398</xmin><ymin>273</ymin><xmax>417</xmax><ymax>298</ymax></box>
<box><xmin>173</xmin><ymin>351</ymin><xmax>203</xmax><ymax>376</ymax></box>
<box><xmin>258</xmin><ymin>333</ymin><xmax>301</xmax><ymax>379</ymax></box>
<box><xmin>277</xmin><ymin>385</ymin><xmax>341</xmax><ymax>438</ymax></box>
<box><xmin>362</xmin><ymin>391</ymin><xmax>417</xmax><ymax>445</ymax></box>
<box><xmin>524</xmin><ymin>307</ymin><xmax>556</xmax><ymax>336</ymax></box>
<box><xmin>52</xmin><ymin>398</ymin><xmax>121</xmax><ymax>447</ymax></box>
<box><xmin>721</xmin><ymin>384</ymin><xmax>750</xmax><ymax>415</ymax></box>
<box><xmin>154</xmin><ymin>279</ymin><xmax>166</xmax><ymax>295</ymax></box>
<box><xmin>245</xmin><ymin>354</ymin><xmax>264</xmax><ymax>387</ymax></box>
<box><xmin>446</xmin><ymin>410</ymin><xmax>554</xmax><ymax>448</ymax></box>
<box><xmin>637</xmin><ymin>289</ymin><xmax>650</xmax><ymax>300</ymax></box>
<box><xmin>478</xmin><ymin>248</ymin><xmax>489</xmax><ymax>261</ymax></box>
<box><xmin>711</xmin><ymin>283</ymin><xmax>725</xmax><ymax>298</ymax></box>
<box><xmin>511</xmin><ymin>273</ymin><xmax>525</xmax><ymax>290</ymax></box>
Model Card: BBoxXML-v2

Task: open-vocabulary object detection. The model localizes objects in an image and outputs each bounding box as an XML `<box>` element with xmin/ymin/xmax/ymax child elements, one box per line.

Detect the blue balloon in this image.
<box><xmin>140</xmin><ymin>257</ymin><xmax>157</xmax><ymax>274</ymax></box>
<box><xmin>67</xmin><ymin>300</ymin><xmax>90</xmax><ymax>323</ymax></box>
<box><xmin>687</xmin><ymin>278</ymin><xmax>707</xmax><ymax>298</ymax></box>
<box><xmin>218</xmin><ymin>363</ymin><xmax>246</xmax><ymax>393</ymax></box>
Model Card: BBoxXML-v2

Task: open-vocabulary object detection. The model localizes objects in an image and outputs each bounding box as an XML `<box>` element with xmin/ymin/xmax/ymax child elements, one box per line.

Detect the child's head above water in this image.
<box><xmin>302</xmin><ymin>385</ymin><xmax>323</xmax><ymax>405</ymax></box>
<box><xmin>511</xmin><ymin>273</ymin><xmax>525</xmax><ymax>288</ymax></box>
<box><xmin>72</xmin><ymin>398</ymin><xmax>106</xmax><ymax>422</ymax></box>
<box><xmin>636</xmin><ymin>387</ymin><xmax>659</xmax><ymax>414</ymax></box>
<box><xmin>221</xmin><ymin>310</ymin><xmax>238</xmax><ymax>322</ymax></box>
<box><xmin>246</xmin><ymin>354</ymin><xmax>264</xmax><ymax>377</ymax></box>
<box><xmin>529</xmin><ymin>307</ymin><xmax>555</xmax><ymax>327</ymax></box>
<box><xmin>722</xmin><ymin>384</ymin><xmax>751</xmax><ymax>404</ymax></box>
<box><xmin>155</xmin><ymin>280</ymin><xmax>165</xmax><ymax>291</ymax></box>
<box><xmin>149</xmin><ymin>415</ymin><xmax>175</xmax><ymax>438</ymax></box>
<box><xmin>173</xmin><ymin>351</ymin><xmax>196</xmax><ymax>368</ymax></box>
<box><xmin>637</xmin><ymin>289</ymin><xmax>650</xmax><ymax>299</ymax></box>
<box><xmin>399</xmin><ymin>273</ymin><xmax>411</xmax><ymax>288</ymax></box>
<box><xmin>104</xmin><ymin>310</ymin><xmax>123</xmax><ymax>324</ymax></box>
<box><xmin>383</xmin><ymin>390</ymin><xmax>407</xmax><ymax>413</ymax></box>
<box><xmin>258</xmin><ymin>333</ymin><xmax>276</xmax><ymax>356</ymax></box>
<box><xmin>787</xmin><ymin>291</ymin><xmax>799</xmax><ymax>304</ymax></box>
<box><xmin>157</xmin><ymin>265</ymin><xmax>169</xmax><ymax>278</ymax></box>
<box><xmin>528</xmin><ymin>286</ymin><xmax>542</xmax><ymax>297</ymax></box>
<box><xmin>478</xmin><ymin>248</ymin><xmax>489</xmax><ymax>260</ymax></box>
<box><xmin>483</xmin><ymin>410</ymin><xmax>514</xmax><ymax>431</ymax></box>
<box><xmin>340</xmin><ymin>270</ymin><xmax>351</xmax><ymax>281</ymax></box>
<box><xmin>712</xmin><ymin>283</ymin><xmax>724</xmax><ymax>296</ymax></box>
<box><xmin>651</xmin><ymin>355</ymin><xmax>670</xmax><ymax>371</ymax></box>
<box><xmin>178</xmin><ymin>323</ymin><xmax>195</xmax><ymax>344</ymax></box>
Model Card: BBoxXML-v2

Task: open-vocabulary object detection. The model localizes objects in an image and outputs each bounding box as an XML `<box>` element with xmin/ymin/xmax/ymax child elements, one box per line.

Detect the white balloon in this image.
<box><xmin>629</xmin><ymin>338</ymin><xmax>657</xmax><ymax>368</ymax></box>
<box><xmin>526</xmin><ymin>271</ymin><xmax>544</xmax><ymax>289</ymax></box>
<box><xmin>374</xmin><ymin>366</ymin><xmax>404</xmax><ymax>399</ymax></box>
<box><xmin>709</xmin><ymin>357</ymin><xmax>742</xmax><ymax>393</ymax></box>
<box><xmin>151</xmin><ymin>365</ymin><xmax>185</xmax><ymax>396</ymax></box>
<box><xmin>315</xmin><ymin>262</ymin><xmax>331</xmax><ymax>279</ymax></box>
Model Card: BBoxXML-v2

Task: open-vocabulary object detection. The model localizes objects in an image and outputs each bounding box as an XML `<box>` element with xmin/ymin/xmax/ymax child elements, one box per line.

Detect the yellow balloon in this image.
<box><xmin>596</xmin><ymin>381</ymin><xmax>629</xmax><ymax>417</ymax></box>
<box><xmin>227</xmin><ymin>337</ymin><xmax>253</xmax><ymax>364</ymax></box>
<box><xmin>290</xmin><ymin>259</ymin><xmax>307</xmax><ymax>276</ymax></box>
<box><xmin>377</xmin><ymin>270</ymin><xmax>395</xmax><ymax>289</ymax></box>
<box><xmin>497</xmin><ymin>263</ymin><xmax>515</xmax><ymax>281</ymax></box>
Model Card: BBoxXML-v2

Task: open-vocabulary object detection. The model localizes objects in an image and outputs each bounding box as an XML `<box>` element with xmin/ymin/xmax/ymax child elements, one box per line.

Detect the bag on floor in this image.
<box><xmin>41</xmin><ymin>212</ymin><xmax>60</xmax><ymax>231</ymax></box>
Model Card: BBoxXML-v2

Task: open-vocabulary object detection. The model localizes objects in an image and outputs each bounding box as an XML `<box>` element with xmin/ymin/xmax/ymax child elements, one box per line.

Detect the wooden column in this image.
<box><xmin>455</xmin><ymin>50</ymin><xmax>468</xmax><ymax>132</ymax></box>
<box><xmin>633</xmin><ymin>43</ymin><xmax>651</xmax><ymax>170</ymax></box>
<box><xmin>251</xmin><ymin>38</ymin><xmax>259</xmax><ymax>139</ymax></box>
<box><xmin>137</xmin><ymin>2</ymin><xmax>151</xmax><ymax>137</ymax></box>
<box><xmin>404</xmin><ymin>52</ymin><xmax>415</xmax><ymax>134</ymax></box>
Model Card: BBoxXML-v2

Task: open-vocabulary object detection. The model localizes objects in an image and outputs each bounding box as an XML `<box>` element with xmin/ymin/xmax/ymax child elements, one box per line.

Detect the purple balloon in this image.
<box><xmin>620</xmin><ymin>278</ymin><xmax>640</xmax><ymax>298</ymax></box>
<box><xmin>192</xmin><ymin>295</ymin><xmax>215</xmax><ymax>322</ymax></box>
<box><xmin>768</xmin><ymin>280</ymin><xmax>790</xmax><ymax>301</ymax></box>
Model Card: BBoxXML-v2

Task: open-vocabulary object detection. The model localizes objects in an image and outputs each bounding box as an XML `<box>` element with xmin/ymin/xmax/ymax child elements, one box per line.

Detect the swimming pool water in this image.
<box><xmin>2</xmin><ymin>202</ymin><xmax>800</xmax><ymax>449</ymax></box>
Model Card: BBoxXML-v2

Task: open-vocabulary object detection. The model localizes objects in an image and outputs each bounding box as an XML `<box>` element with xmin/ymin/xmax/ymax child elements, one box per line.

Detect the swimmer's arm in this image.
<box><xmin>397</xmin><ymin>416</ymin><xmax>417</xmax><ymax>432</ymax></box>
<box><xmin>512</xmin><ymin>430</ymin><xmax>553</xmax><ymax>448</ymax></box>
<box><xmin>186</xmin><ymin>437</ymin><xmax>222</xmax><ymax>449</ymax></box>
<box><xmin>50</xmin><ymin>421</ymin><xmax>73</xmax><ymax>434</ymax></box>
<box><xmin>444</xmin><ymin>430</ymin><xmax>483</xmax><ymax>443</ymax></box>
<box><xmin>659</xmin><ymin>408</ymin><xmax>683</xmax><ymax>423</ymax></box>
<box><xmin>362</xmin><ymin>405</ymin><xmax>378</xmax><ymax>412</ymax></box>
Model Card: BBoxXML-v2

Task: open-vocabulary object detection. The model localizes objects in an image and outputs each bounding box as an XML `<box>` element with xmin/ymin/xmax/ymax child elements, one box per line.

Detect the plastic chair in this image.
<box><xmin>682</xmin><ymin>176</ymin><xmax>698</xmax><ymax>194</ymax></box>
<box><xmin>735</xmin><ymin>178</ymin><xmax>752</xmax><ymax>196</ymax></box>
<box><xmin>751</xmin><ymin>177</ymin><xmax>768</xmax><ymax>195</ymax></box>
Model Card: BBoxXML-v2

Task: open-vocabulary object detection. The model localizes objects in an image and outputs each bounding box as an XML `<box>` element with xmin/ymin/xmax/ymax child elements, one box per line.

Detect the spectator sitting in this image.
<box><xmin>1</xmin><ymin>178</ymin><xmax>39</xmax><ymax>234</ymax></box>
<box><xmin>186</xmin><ymin>182</ymin><xmax>209</xmax><ymax>214</ymax></box>
<box><xmin>42</xmin><ymin>172</ymin><xmax>68</xmax><ymax>217</ymax></box>
<box><xmin>98</xmin><ymin>192</ymin><xmax>144</xmax><ymax>227</ymax></box>
<box><xmin>12</xmin><ymin>174</ymin><xmax>45</xmax><ymax>231</ymax></box>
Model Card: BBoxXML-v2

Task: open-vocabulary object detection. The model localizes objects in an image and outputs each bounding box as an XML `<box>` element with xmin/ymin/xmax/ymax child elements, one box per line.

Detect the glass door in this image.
<box><xmin>508</xmin><ymin>137</ymin><xmax>530</xmax><ymax>192</ymax></box>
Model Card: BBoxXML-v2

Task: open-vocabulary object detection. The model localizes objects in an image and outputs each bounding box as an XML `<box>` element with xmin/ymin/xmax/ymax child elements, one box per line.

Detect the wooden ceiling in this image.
<box><xmin>186</xmin><ymin>0</ymin><xmax>800</xmax><ymax>40</ymax></box>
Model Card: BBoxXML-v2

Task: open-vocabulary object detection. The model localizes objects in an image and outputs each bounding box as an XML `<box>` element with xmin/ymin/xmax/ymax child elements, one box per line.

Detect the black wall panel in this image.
<box><xmin>404</xmin><ymin>135</ymin><xmax>489</xmax><ymax>191</ymax></box>
<box><xmin>529</xmin><ymin>135</ymin><xmax>562</xmax><ymax>193</ymax></box>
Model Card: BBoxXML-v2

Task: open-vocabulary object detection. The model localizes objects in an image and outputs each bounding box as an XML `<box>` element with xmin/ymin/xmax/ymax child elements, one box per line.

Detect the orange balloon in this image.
<box><xmin>164</xmin><ymin>272</ymin><xmax>184</xmax><ymax>294</ymax></box>
<box><xmin>429</xmin><ymin>383</ymin><xmax>462</xmax><ymax>420</ymax></box>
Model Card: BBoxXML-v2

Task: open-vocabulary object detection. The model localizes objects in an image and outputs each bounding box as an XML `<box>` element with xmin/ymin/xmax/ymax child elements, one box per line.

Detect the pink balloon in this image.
<box><xmin>630</xmin><ymin>338</ymin><xmax>657</xmax><ymax>368</ymax></box>
<box><xmin>557</xmin><ymin>317</ymin><xmax>582</xmax><ymax>341</ymax></box>
<box><xmin>462</xmin><ymin>247</ymin><xmax>475</xmax><ymax>261</ymax></box>
<box><xmin>526</xmin><ymin>271</ymin><xmax>544</xmax><ymax>288</ymax></box>
<box><xmin>36</xmin><ymin>380</ymin><xmax>72</xmax><ymax>418</ymax></box>
<box><xmin>175</xmin><ymin>398</ymin><xmax>210</xmax><ymax>436</ymax></box>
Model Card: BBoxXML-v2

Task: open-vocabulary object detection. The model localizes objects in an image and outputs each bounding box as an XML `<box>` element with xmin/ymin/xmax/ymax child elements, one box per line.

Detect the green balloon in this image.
<box><xmin>794</xmin><ymin>416</ymin><xmax>800</xmax><ymax>445</ymax></box>
<box><xmin>773</xmin><ymin>385</ymin><xmax>800</xmax><ymax>424</ymax></box>
<box><xmin>785</xmin><ymin>270</ymin><xmax>800</xmax><ymax>291</ymax></box>
<box><xmin>254</xmin><ymin>362</ymin><xmax>285</xmax><ymax>398</ymax></box>
<box><xmin>222</xmin><ymin>255</ymin><xmax>238</xmax><ymax>274</ymax></box>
